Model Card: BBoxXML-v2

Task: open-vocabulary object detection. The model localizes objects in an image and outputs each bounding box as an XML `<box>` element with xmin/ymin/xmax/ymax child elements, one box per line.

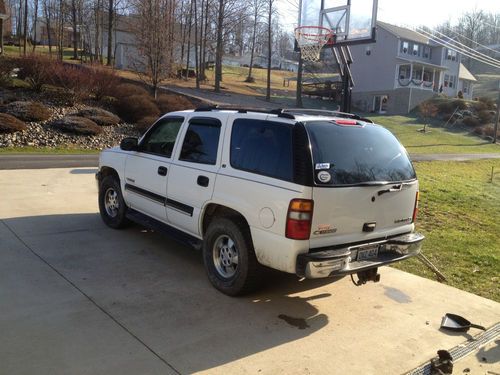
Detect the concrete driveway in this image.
<box><xmin>1</xmin><ymin>168</ymin><xmax>499</xmax><ymax>375</ymax></box>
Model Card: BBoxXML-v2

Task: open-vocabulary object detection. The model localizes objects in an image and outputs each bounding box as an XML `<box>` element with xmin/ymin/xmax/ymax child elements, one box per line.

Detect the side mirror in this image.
<box><xmin>120</xmin><ymin>137</ymin><xmax>139</xmax><ymax>151</ymax></box>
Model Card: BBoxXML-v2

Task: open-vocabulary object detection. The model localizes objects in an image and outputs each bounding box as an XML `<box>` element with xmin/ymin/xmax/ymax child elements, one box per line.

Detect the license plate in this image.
<box><xmin>357</xmin><ymin>246</ymin><xmax>379</xmax><ymax>261</ymax></box>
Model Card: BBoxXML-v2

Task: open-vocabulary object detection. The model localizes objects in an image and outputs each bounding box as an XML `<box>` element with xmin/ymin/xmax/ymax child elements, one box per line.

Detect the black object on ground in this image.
<box><xmin>441</xmin><ymin>313</ymin><xmax>486</xmax><ymax>333</ymax></box>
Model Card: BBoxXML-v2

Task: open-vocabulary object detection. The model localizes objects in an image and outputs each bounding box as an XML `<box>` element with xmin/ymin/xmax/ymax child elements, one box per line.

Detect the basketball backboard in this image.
<box><xmin>298</xmin><ymin>0</ymin><xmax>378</xmax><ymax>46</ymax></box>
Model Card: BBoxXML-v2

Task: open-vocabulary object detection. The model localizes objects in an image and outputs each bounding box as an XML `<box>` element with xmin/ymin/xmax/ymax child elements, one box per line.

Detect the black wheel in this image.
<box><xmin>98</xmin><ymin>175</ymin><xmax>130</xmax><ymax>229</ymax></box>
<box><xmin>203</xmin><ymin>217</ymin><xmax>263</xmax><ymax>296</ymax></box>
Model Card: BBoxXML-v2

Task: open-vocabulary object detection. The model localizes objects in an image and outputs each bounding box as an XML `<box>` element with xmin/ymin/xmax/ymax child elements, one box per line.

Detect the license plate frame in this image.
<box><xmin>357</xmin><ymin>245</ymin><xmax>379</xmax><ymax>261</ymax></box>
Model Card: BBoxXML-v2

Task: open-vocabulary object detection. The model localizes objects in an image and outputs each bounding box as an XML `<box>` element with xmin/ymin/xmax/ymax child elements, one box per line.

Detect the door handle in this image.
<box><xmin>157</xmin><ymin>166</ymin><xmax>168</xmax><ymax>176</ymax></box>
<box><xmin>197</xmin><ymin>175</ymin><xmax>209</xmax><ymax>187</ymax></box>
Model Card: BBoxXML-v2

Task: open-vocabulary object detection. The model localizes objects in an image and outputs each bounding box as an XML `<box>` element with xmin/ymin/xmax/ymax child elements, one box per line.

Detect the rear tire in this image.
<box><xmin>98</xmin><ymin>175</ymin><xmax>130</xmax><ymax>229</ymax></box>
<box><xmin>203</xmin><ymin>217</ymin><xmax>263</xmax><ymax>296</ymax></box>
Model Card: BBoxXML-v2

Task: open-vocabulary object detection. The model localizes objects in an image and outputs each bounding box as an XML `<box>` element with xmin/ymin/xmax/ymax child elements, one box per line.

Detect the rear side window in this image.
<box><xmin>179</xmin><ymin>118</ymin><xmax>221</xmax><ymax>165</ymax></box>
<box><xmin>306</xmin><ymin>121</ymin><xmax>416</xmax><ymax>186</ymax></box>
<box><xmin>230</xmin><ymin>119</ymin><xmax>293</xmax><ymax>181</ymax></box>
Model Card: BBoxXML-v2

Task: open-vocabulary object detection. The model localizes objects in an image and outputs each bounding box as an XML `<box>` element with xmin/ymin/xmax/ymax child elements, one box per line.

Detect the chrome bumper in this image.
<box><xmin>296</xmin><ymin>232</ymin><xmax>424</xmax><ymax>279</ymax></box>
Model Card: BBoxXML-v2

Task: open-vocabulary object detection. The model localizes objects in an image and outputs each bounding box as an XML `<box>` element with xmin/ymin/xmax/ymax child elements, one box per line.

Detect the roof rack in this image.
<box><xmin>194</xmin><ymin>105</ymin><xmax>296</xmax><ymax>119</ymax></box>
<box><xmin>281</xmin><ymin>108</ymin><xmax>373</xmax><ymax>123</ymax></box>
<box><xmin>193</xmin><ymin>105</ymin><xmax>372</xmax><ymax>123</ymax></box>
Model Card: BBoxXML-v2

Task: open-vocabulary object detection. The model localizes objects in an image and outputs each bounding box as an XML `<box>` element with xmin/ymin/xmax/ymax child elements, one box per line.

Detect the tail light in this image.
<box><xmin>286</xmin><ymin>199</ymin><xmax>314</xmax><ymax>240</ymax></box>
<box><xmin>412</xmin><ymin>191</ymin><xmax>419</xmax><ymax>223</ymax></box>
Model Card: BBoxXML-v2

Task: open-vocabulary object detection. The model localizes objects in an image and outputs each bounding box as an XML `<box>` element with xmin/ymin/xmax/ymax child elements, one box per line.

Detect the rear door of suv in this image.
<box><xmin>166</xmin><ymin>115</ymin><xmax>225</xmax><ymax>236</ymax></box>
<box><xmin>304</xmin><ymin>120</ymin><xmax>419</xmax><ymax>249</ymax></box>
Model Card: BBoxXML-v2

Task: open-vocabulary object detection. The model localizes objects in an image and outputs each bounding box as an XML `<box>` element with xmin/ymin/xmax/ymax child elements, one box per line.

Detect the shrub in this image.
<box><xmin>75</xmin><ymin>107</ymin><xmax>121</xmax><ymax>126</ymax></box>
<box><xmin>457</xmin><ymin>91</ymin><xmax>463</xmax><ymax>99</ymax></box>
<box><xmin>478</xmin><ymin>96</ymin><xmax>495</xmax><ymax>110</ymax></box>
<box><xmin>477</xmin><ymin>110</ymin><xmax>494</xmax><ymax>124</ymax></box>
<box><xmin>471</xmin><ymin>100</ymin><xmax>488</xmax><ymax>112</ymax></box>
<box><xmin>462</xmin><ymin>116</ymin><xmax>480</xmax><ymax>127</ymax></box>
<box><xmin>452</xmin><ymin>99</ymin><xmax>467</xmax><ymax>111</ymax></box>
<box><xmin>50</xmin><ymin>63</ymin><xmax>92</xmax><ymax>104</ymax></box>
<box><xmin>135</xmin><ymin>116</ymin><xmax>159</xmax><ymax>134</ymax></box>
<box><xmin>155</xmin><ymin>94</ymin><xmax>193</xmax><ymax>113</ymax></box>
<box><xmin>0</xmin><ymin>57</ymin><xmax>15</xmax><ymax>87</ymax></box>
<box><xmin>436</xmin><ymin>100</ymin><xmax>455</xmax><ymax>114</ymax></box>
<box><xmin>114</xmin><ymin>83</ymin><xmax>150</xmax><ymax>99</ymax></box>
<box><xmin>0</xmin><ymin>113</ymin><xmax>27</xmax><ymax>133</ymax></box>
<box><xmin>51</xmin><ymin>116</ymin><xmax>102</xmax><ymax>136</ymax></box>
<box><xmin>16</xmin><ymin>55</ymin><xmax>53</xmax><ymax>91</ymax></box>
<box><xmin>115</xmin><ymin>94</ymin><xmax>160</xmax><ymax>123</ymax></box>
<box><xmin>1</xmin><ymin>101</ymin><xmax>51</xmax><ymax>122</ymax></box>
<box><xmin>88</xmin><ymin>67</ymin><xmax>120</xmax><ymax>101</ymax></box>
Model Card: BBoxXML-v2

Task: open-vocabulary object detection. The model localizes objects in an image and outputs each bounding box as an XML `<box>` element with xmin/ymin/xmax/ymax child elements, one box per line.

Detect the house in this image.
<box><xmin>349</xmin><ymin>21</ymin><xmax>476</xmax><ymax>114</ymax></box>
<box><xmin>0</xmin><ymin>0</ymin><xmax>7</xmax><ymax>54</ymax></box>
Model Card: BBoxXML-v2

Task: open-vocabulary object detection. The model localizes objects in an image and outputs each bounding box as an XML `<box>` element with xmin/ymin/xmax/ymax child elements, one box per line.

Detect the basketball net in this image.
<box><xmin>295</xmin><ymin>26</ymin><xmax>334</xmax><ymax>62</ymax></box>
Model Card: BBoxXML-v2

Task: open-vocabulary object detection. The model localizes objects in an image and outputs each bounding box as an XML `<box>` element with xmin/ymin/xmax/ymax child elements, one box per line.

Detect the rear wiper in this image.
<box><xmin>377</xmin><ymin>184</ymin><xmax>403</xmax><ymax>196</ymax></box>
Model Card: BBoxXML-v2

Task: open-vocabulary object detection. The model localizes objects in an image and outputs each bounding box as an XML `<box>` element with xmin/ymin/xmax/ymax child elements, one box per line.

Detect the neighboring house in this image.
<box><xmin>34</xmin><ymin>18</ymin><xmax>79</xmax><ymax>48</ymax></box>
<box><xmin>349</xmin><ymin>21</ymin><xmax>476</xmax><ymax>114</ymax></box>
<box><xmin>0</xmin><ymin>0</ymin><xmax>7</xmax><ymax>53</ymax></box>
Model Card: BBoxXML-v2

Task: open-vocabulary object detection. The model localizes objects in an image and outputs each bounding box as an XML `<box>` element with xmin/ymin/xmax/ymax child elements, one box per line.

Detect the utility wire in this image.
<box><xmin>420</xmin><ymin>27</ymin><xmax>500</xmax><ymax>65</ymax></box>
<box><xmin>440</xmin><ymin>24</ymin><xmax>500</xmax><ymax>56</ymax></box>
<box><xmin>412</xmin><ymin>28</ymin><xmax>500</xmax><ymax>69</ymax></box>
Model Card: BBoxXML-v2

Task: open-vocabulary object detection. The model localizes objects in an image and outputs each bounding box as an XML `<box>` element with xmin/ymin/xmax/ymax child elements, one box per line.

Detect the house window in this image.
<box><xmin>412</xmin><ymin>44</ymin><xmax>420</xmax><ymax>56</ymax></box>
<box><xmin>446</xmin><ymin>49</ymin><xmax>457</xmax><ymax>61</ymax></box>
<box><xmin>444</xmin><ymin>74</ymin><xmax>456</xmax><ymax>88</ymax></box>
<box><xmin>423</xmin><ymin>46</ymin><xmax>431</xmax><ymax>59</ymax></box>
<box><xmin>423</xmin><ymin>68</ymin><xmax>433</xmax><ymax>83</ymax></box>
<box><xmin>400</xmin><ymin>41</ymin><xmax>409</xmax><ymax>54</ymax></box>
<box><xmin>412</xmin><ymin>66</ymin><xmax>423</xmax><ymax>81</ymax></box>
<box><xmin>399</xmin><ymin>64</ymin><xmax>411</xmax><ymax>79</ymax></box>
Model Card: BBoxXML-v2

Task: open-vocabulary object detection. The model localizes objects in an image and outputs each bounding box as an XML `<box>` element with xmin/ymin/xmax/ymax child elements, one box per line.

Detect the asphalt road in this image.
<box><xmin>1</xmin><ymin>153</ymin><xmax>500</xmax><ymax>170</ymax></box>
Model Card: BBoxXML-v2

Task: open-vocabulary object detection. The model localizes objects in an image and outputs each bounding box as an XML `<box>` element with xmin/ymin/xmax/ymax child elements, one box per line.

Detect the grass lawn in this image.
<box><xmin>371</xmin><ymin>115</ymin><xmax>500</xmax><ymax>154</ymax></box>
<box><xmin>393</xmin><ymin>159</ymin><xmax>500</xmax><ymax>302</ymax></box>
<box><xmin>3</xmin><ymin>45</ymin><xmax>79</xmax><ymax>61</ymax></box>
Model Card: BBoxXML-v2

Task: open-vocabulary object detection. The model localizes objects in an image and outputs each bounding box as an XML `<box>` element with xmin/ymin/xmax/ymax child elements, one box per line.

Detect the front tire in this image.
<box><xmin>98</xmin><ymin>175</ymin><xmax>129</xmax><ymax>229</ymax></box>
<box><xmin>203</xmin><ymin>217</ymin><xmax>263</xmax><ymax>296</ymax></box>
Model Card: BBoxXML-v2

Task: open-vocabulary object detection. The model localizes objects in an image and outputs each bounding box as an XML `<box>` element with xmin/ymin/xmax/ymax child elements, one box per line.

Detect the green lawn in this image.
<box><xmin>393</xmin><ymin>159</ymin><xmax>500</xmax><ymax>302</ymax></box>
<box><xmin>371</xmin><ymin>115</ymin><xmax>500</xmax><ymax>154</ymax></box>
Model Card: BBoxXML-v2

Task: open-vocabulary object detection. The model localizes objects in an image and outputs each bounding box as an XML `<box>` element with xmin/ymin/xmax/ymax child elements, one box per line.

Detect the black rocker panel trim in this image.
<box><xmin>125</xmin><ymin>183</ymin><xmax>194</xmax><ymax>216</ymax></box>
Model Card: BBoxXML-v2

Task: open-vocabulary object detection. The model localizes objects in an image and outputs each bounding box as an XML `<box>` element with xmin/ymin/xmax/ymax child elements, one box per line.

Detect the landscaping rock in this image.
<box><xmin>51</xmin><ymin>116</ymin><xmax>103</xmax><ymax>136</ymax></box>
<box><xmin>75</xmin><ymin>107</ymin><xmax>121</xmax><ymax>126</ymax></box>
<box><xmin>1</xmin><ymin>101</ymin><xmax>51</xmax><ymax>122</ymax></box>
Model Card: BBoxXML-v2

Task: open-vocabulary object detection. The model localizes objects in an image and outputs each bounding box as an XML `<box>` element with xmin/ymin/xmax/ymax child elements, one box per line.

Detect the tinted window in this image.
<box><xmin>179</xmin><ymin>118</ymin><xmax>221</xmax><ymax>165</ymax></box>
<box><xmin>230</xmin><ymin>119</ymin><xmax>293</xmax><ymax>181</ymax></box>
<box><xmin>140</xmin><ymin>117</ymin><xmax>183</xmax><ymax>158</ymax></box>
<box><xmin>306</xmin><ymin>121</ymin><xmax>416</xmax><ymax>186</ymax></box>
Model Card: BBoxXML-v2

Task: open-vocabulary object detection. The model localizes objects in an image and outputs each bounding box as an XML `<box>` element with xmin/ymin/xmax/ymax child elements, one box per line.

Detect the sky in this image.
<box><xmin>278</xmin><ymin>0</ymin><xmax>500</xmax><ymax>32</ymax></box>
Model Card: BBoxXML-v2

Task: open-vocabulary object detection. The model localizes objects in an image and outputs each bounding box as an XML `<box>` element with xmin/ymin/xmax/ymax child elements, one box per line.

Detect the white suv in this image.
<box><xmin>96</xmin><ymin>107</ymin><xmax>424</xmax><ymax>295</ymax></box>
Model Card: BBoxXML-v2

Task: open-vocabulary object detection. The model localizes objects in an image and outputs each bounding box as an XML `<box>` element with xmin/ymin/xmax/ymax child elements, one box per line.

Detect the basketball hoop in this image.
<box><xmin>294</xmin><ymin>26</ymin><xmax>334</xmax><ymax>62</ymax></box>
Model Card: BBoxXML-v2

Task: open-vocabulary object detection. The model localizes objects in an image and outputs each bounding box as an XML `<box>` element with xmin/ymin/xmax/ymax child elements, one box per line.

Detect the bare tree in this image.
<box><xmin>265</xmin><ymin>0</ymin><xmax>275</xmax><ymax>101</ymax></box>
<box><xmin>106</xmin><ymin>0</ymin><xmax>113</xmax><ymax>65</ymax></box>
<box><xmin>131</xmin><ymin>0</ymin><xmax>176</xmax><ymax>98</ymax></box>
<box><xmin>32</xmin><ymin>0</ymin><xmax>39</xmax><ymax>52</ymax></box>
<box><xmin>245</xmin><ymin>0</ymin><xmax>264</xmax><ymax>83</ymax></box>
<box><xmin>23</xmin><ymin>0</ymin><xmax>28</xmax><ymax>54</ymax></box>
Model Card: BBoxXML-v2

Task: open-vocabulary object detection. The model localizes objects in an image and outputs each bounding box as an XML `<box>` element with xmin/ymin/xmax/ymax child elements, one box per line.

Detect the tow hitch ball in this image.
<box><xmin>352</xmin><ymin>268</ymin><xmax>380</xmax><ymax>286</ymax></box>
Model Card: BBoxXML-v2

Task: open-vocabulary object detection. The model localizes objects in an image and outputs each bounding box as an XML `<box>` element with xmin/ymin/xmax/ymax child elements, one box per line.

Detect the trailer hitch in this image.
<box><xmin>350</xmin><ymin>268</ymin><xmax>380</xmax><ymax>286</ymax></box>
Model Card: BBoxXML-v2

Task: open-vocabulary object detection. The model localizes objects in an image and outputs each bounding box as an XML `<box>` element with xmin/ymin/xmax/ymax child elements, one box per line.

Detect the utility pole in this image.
<box><xmin>493</xmin><ymin>80</ymin><xmax>500</xmax><ymax>144</ymax></box>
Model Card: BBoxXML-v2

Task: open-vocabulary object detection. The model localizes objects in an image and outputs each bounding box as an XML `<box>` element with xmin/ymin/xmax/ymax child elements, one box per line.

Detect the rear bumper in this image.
<box><xmin>296</xmin><ymin>232</ymin><xmax>424</xmax><ymax>279</ymax></box>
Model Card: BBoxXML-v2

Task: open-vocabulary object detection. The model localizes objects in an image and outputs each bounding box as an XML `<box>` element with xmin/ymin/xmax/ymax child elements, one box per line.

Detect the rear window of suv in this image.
<box><xmin>230</xmin><ymin>119</ymin><xmax>293</xmax><ymax>181</ymax></box>
<box><xmin>305</xmin><ymin>121</ymin><xmax>416</xmax><ymax>186</ymax></box>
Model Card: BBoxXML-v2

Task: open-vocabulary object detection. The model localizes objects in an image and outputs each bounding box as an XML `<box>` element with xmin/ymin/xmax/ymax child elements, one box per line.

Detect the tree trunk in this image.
<box><xmin>194</xmin><ymin>0</ymin><xmax>200</xmax><ymax>89</ymax></box>
<box><xmin>44</xmin><ymin>1</ymin><xmax>53</xmax><ymax>56</ymax></box>
<box><xmin>32</xmin><ymin>0</ymin><xmax>39</xmax><ymax>52</ymax></box>
<box><xmin>246</xmin><ymin>3</ymin><xmax>258</xmax><ymax>82</ymax></box>
<box><xmin>214</xmin><ymin>0</ymin><xmax>224</xmax><ymax>92</ymax></box>
<box><xmin>265</xmin><ymin>0</ymin><xmax>272</xmax><ymax>101</ymax></box>
<box><xmin>185</xmin><ymin>0</ymin><xmax>193</xmax><ymax>80</ymax></box>
<box><xmin>106</xmin><ymin>0</ymin><xmax>113</xmax><ymax>66</ymax></box>
<box><xmin>23</xmin><ymin>0</ymin><xmax>28</xmax><ymax>55</ymax></box>
<box><xmin>0</xmin><ymin>19</ymin><xmax>3</xmax><ymax>55</ymax></box>
<box><xmin>200</xmin><ymin>0</ymin><xmax>209</xmax><ymax>81</ymax></box>
<box><xmin>71</xmin><ymin>0</ymin><xmax>78</xmax><ymax>59</ymax></box>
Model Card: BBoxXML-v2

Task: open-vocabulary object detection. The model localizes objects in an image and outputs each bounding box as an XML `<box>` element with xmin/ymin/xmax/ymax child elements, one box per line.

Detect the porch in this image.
<box><xmin>395</xmin><ymin>58</ymin><xmax>447</xmax><ymax>92</ymax></box>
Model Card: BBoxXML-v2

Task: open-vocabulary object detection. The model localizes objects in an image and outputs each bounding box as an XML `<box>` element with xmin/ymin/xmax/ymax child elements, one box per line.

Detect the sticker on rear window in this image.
<box><xmin>315</xmin><ymin>163</ymin><xmax>330</xmax><ymax>170</ymax></box>
<box><xmin>317</xmin><ymin>171</ymin><xmax>332</xmax><ymax>183</ymax></box>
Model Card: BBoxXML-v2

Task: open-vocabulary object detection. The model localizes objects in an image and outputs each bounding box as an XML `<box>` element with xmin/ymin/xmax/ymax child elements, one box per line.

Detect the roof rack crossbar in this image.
<box><xmin>194</xmin><ymin>105</ymin><xmax>295</xmax><ymax>119</ymax></box>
